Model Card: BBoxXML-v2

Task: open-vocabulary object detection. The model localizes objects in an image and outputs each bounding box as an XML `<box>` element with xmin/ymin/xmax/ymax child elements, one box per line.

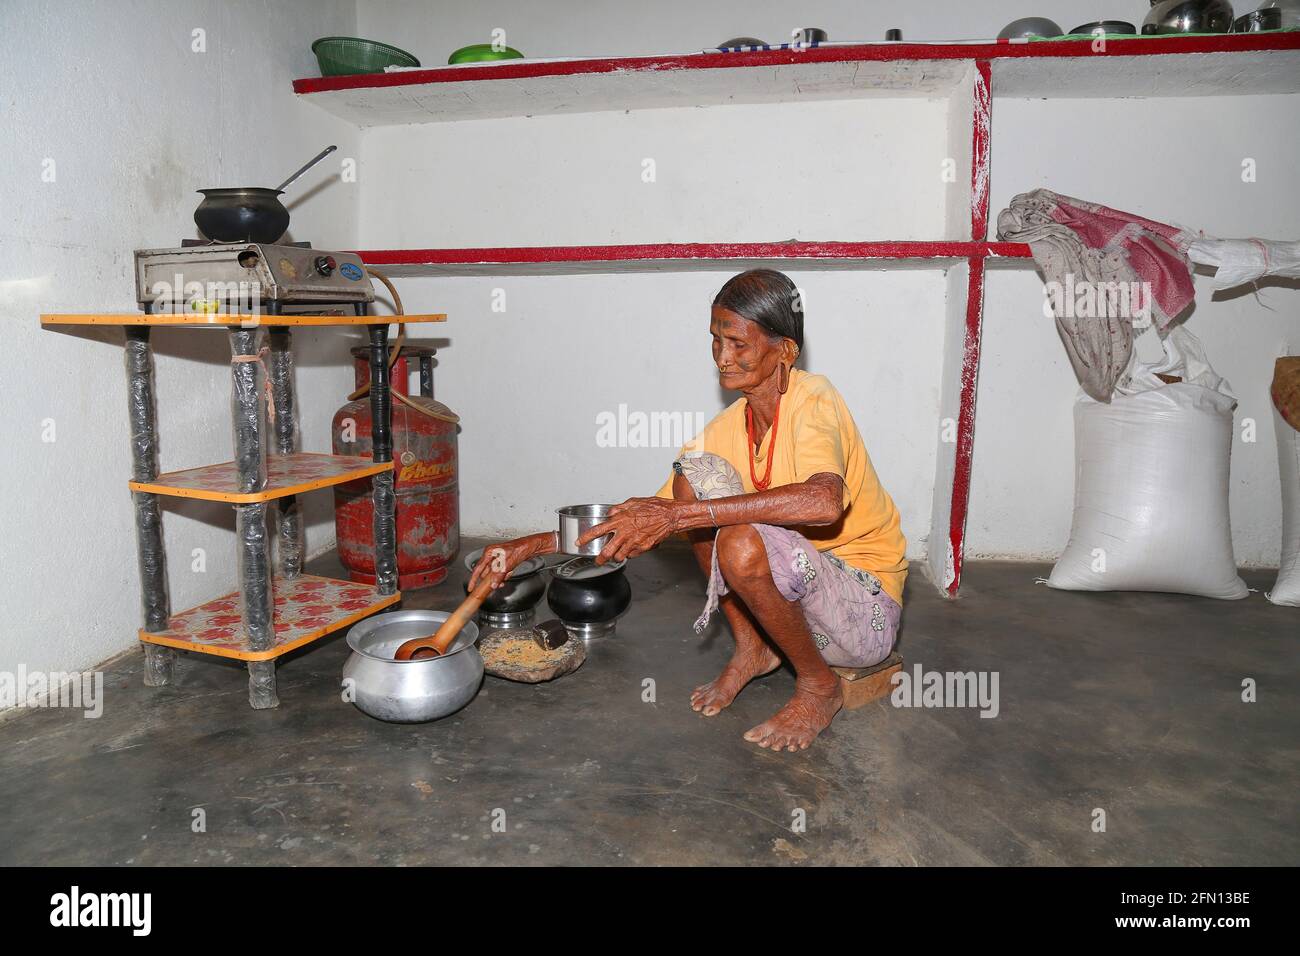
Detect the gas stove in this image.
<box><xmin>134</xmin><ymin>242</ymin><xmax>375</xmax><ymax>314</ymax></box>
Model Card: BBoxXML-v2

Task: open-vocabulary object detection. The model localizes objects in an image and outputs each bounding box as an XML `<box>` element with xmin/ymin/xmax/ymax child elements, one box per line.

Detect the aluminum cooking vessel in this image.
<box><xmin>343</xmin><ymin>610</ymin><xmax>482</xmax><ymax>722</ymax></box>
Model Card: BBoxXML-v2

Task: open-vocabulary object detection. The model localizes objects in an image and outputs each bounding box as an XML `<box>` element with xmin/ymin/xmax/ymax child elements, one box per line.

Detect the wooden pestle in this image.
<box><xmin>394</xmin><ymin>578</ymin><xmax>495</xmax><ymax>660</ymax></box>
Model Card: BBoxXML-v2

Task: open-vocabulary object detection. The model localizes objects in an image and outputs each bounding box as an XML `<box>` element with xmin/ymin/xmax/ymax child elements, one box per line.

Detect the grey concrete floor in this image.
<box><xmin>1</xmin><ymin>540</ymin><xmax>1296</xmax><ymax>866</ymax></box>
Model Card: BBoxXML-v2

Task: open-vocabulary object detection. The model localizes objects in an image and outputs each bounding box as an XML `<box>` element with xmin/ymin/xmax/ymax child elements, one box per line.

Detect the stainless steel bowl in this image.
<box><xmin>343</xmin><ymin>610</ymin><xmax>482</xmax><ymax>723</ymax></box>
<box><xmin>1234</xmin><ymin>8</ymin><xmax>1283</xmax><ymax>30</ymax></box>
<box><xmin>557</xmin><ymin>504</ymin><xmax>616</xmax><ymax>556</ymax></box>
<box><xmin>463</xmin><ymin>548</ymin><xmax>547</xmax><ymax>628</ymax></box>
<box><xmin>1143</xmin><ymin>0</ymin><xmax>1236</xmax><ymax>34</ymax></box>
<box><xmin>1070</xmin><ymin>20</ymin><xmax>1138</xmax><ymax>35</ymax></box>
<box><xmin>997</xmin><ymin>17</ymin><xmax>1064</xmax><ymax>39</ymax></box>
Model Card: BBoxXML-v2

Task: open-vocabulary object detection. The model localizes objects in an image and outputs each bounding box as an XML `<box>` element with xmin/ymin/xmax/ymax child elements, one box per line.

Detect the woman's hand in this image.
<box><xmin>468</xmin><ymin>532</ymin><xmax>556</xmax><ymax>591</ymax></box>
<box><xmin>576</xmin><ymin>497</ymin><xmax>682</xmax><ymax>564</ymax></box>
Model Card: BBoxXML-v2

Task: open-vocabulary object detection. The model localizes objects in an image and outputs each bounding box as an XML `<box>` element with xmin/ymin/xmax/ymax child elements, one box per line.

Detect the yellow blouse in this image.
<box><xmin>656</xmin><ymin>369</ymin><xmax>908</xmax><ymax>604</ymax></box>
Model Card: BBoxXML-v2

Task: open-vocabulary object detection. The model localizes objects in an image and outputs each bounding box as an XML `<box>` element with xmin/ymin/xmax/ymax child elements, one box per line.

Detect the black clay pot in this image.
<box><xmin>194</xmin><ymin>187</ymin><xmax>290</xmax><ymax>244</ymax></box>
<box><xmin>547</xmin><ymin>560</ymin><xmax>631</xmax><ymax>640</ymax></box>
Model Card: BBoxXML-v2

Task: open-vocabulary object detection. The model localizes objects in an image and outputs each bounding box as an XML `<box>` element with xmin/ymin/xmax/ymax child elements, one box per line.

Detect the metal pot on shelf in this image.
<box><xmin>1142</xmin><ymin>0</ymin><xmax>1236</xmax><ymax>34</ymax></box>
<box><xmin>1234</xmin><ymin>7</ymin><xmax>1283</xmax><ymax>30</ymax></box>
<box><xmin>1070</xmin><ymin>20</ymin><xmax>1138</xmax><ymax>35</ymax></box>
<box><xmin>1260</xmin><ymin>1</ymin><xmax>1300</xmax><ymax>29</ymax></box>
<box><xmin>997</xmin><ymin>17</ymin><xmax>1064</xmax><ymax>39</ymax></box>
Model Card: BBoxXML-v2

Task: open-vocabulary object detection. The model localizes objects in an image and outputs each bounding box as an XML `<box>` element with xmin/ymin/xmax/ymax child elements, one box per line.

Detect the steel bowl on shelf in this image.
<box><xmin>1142</xmin><ymin>0</ymin><xmax>1236</xmax><ymax>34</ymax></box>
<box><xmin>1234</xmin><ymin>8</ymin><xmax>1283</xmax><ymax>30</ymax></box>
<box><xmin>343</xmin><ymin>609</ymin><xmax>482</xmax><ymax>723</ymax></box>
<box><xmin>1069</xmin><ymin>20</ymin><xmax>1138</xmax><ymax>35</ymax></box>
<box><xmin>557</xmin><ymin>504</ymin><xmax>617</xmax><ymax>556</ymax></box>
<box><xmin>997</xmin><ymin>17</ymin><xmax>1064</xmax><ymax>39</ymax></box>
<box><xmin>1261</xmin><ymin>0</ymin><xmax>1300</xmax><ymax>28</ymax></box>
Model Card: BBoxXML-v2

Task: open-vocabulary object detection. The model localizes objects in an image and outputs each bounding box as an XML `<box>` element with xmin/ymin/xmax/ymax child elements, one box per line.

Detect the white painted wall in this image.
<box><xmin>2</xmin><ymin>0</ymin><xmax>1296</xmax><ymax>701</ymax></box>
<box><xmin>356</xmin><ymin>0</ymin><xmax>1128</xmax><ymax>57</ymax></box>
<box><xmin>379</xmin><ymin>269</ymin><xmax>947</xmax><ymax>558</ymax></box>
<box><xmin>360</xmin><ymin>97</ymin><xmax>953</xmax><ymax>246</ymax></box>
<box><xmin>975</xmin><ymin>94</ymin><xmax>1300</xmax><ymax>565</ymax></box>
<box><xmin>0</xmin><ymin>0</ymin><xmax>361</xmax><ymax>689</ymax></box>
<box><xmin>357</xmin><ymin>68</ymin><xmax>961</xmax><ymax>564</ymax></box>
<box><xmin>352</xmin><ymin>0</ymin><xmax>1298</xmax><ymax>571</ymax></box>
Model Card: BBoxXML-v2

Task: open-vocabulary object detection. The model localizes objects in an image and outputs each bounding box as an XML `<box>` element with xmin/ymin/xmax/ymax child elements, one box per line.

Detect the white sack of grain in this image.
<box><xmin>1048</xmin><ymin>327</ymin><xmax>1247</xmax><ymax>599</ymax></box>
<box><xmin>1269</xmin><ymin>406</ymin><xmax>1300</xmax><ymax>607</ymax></box>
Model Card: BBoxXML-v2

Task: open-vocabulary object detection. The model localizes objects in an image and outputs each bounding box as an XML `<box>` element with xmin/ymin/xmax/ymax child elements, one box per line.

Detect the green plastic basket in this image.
<box><xmin>311</xmin><ymin>37</ymin><xmax>420</xmax><ymax>76</ymax></box>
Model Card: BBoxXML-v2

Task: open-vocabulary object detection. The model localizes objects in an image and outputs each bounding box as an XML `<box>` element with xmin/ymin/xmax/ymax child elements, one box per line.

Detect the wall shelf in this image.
<box><xmin>353</xmin><ymin>241</ymin><xmax>1034</xmax><ymax>277</ymax></box>
<box><xmin>128</xmin><ymin>453</ymin><xmax>392</xmax><ymax>504</ymax></box>
<box><xmin>139</xmin><ymin>574</ymin><xmax>401</xmax><ymax>662</ymax></box>
<box><xmin>294</xmin><ymin>34</ymin><xmax>1300</xmax><ymax>126</ymax></box>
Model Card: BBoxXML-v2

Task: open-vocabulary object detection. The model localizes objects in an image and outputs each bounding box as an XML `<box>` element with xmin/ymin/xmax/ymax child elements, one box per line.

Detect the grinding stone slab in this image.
<box><xmin>480</xmin><ymin>625</ymin><xmax>586</xmax><ymax>683</ymax></box>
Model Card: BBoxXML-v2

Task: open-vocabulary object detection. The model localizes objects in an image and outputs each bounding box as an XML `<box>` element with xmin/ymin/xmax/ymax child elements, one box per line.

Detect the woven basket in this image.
<box><xmin>311</xmin><ymin>37</ymin><xmax>419</xmax><ymax>76</ymax></box>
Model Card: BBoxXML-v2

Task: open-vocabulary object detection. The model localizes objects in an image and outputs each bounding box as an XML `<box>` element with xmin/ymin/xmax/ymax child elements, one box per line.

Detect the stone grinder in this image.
<box><xmin>393</xmin><ymin>579</ymin><xmax>568</xmax><ymax>660</ymax></box>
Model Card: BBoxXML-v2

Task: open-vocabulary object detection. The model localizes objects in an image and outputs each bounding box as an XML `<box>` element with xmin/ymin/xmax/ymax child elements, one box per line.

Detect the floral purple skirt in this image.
<box><xmin>674</xmin><ymin>452</ymin><xmax>901</xmax><ymax>669</ymax></box>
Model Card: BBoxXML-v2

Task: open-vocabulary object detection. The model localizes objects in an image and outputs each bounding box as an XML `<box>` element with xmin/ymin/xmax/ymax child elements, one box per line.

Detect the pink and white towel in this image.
<box><xmin>997</xmin><ymin>189</ymin><xmax>1200</xmax><ymax>402</ymax></box>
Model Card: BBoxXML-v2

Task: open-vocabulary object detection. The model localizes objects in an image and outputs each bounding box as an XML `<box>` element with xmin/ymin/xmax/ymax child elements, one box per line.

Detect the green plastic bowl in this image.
<box><xmin>312</xmin><ymin>37</ymin><xmax>420</xmax><ymax>76</ymax></box>
<box><xmin>447</xmin><ymin>43</ymin><xmax>525</xmax><ymax>64</ymax></box>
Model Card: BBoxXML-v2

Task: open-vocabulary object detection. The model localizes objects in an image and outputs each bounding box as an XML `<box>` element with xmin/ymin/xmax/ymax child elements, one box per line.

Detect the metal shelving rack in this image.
<box><xmin>40</xmin><ymin>309</ymin><xmax>445</xmax><ymax>708</ymax></box>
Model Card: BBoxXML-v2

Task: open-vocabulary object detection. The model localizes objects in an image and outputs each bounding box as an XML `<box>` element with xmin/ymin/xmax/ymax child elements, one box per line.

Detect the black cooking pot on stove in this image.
<box><xmin>192</xmin><ymin>146</ymin><xmax>339</xmax><ymax>244</ymax></box>
<box><xmin>547</xmin><ymin>557</ymin><xmax>631</xmax><ymax>640</ymax></box>
<box><xmin>194</xmin><ymin>188</ymin><xmax>290</xmax><ymax>244</ymax></box>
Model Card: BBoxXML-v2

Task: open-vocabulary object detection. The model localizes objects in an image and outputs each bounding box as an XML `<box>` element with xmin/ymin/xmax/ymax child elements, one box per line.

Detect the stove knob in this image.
<box><xmin>313</xmin><ymin>255</ymin><xmax>337</xmax><ymax>277</ymax></box>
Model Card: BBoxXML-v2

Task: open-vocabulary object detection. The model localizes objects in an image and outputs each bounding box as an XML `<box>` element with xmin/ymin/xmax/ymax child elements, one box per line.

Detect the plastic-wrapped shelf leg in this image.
<box><xmin>372</xmin><ymin>471</ymin><xmax>398</xmax><ymax>594</ymax></box>
<box><xmin>125</xmin><ymin>328</ymin><xmax>175</xmax><ymax>686</ymax></box>
<box><xmin>278</xmin><ymin>496</ymin><xmax>304</xmax><ymax>579</ymax></box>
<box><xmin>268</xmin><ymin>328</ymin><xmax>296</xmax><ymax>454</ymax></box>
<box><xmin>237</xmin><ymin>501</ymin><xmax>276</xmax><ymax>708</ymax></box>
<box><xmin>236</xmin><ymin>503</ymin><xmax>274</xmax><ymax>645</ymax></box>
<box><xmin>230</xmin><ymin>327</ymin><xmax>277</xmax><ymax>708</ymax></box>
<box><xmin>143</xmin><ymin>645</ymin><xmax>175</xmax><ymax>687</ymax></box>
<box><xmin>268</xmin><ymin>328</ymin><xmax>304</xmax><ymax>579</ymax></box>
<box><xmin>229</xmin><ymin>328</ymin><xmax>268</xmax><ymax>495</ymax></box>
<box><xmin>247</xmin><ymin>660</ymin><xmax>279</xmax><ymax>710</ymax></box>
<box><xmin>368</xmin><ymin>325</ymin><xmax>398</xmax><ymax>596</ymax></box>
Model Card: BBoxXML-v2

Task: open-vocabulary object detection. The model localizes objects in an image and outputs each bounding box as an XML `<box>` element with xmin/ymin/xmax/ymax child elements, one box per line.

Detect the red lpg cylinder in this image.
<box><xmin>332</xmin><ymin>346</ymin><xmax>459</xmax><ymax>589</ymax></box>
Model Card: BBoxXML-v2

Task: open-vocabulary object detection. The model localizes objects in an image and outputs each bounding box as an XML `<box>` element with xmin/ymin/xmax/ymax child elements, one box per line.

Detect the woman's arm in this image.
<box><xmin>576</xmin><ymin>472</ymin><xmax>844</xmax><ymax>564</ymax></box>
<box><xmin>467</xmin><ymin>531</ymin><xmax>560</xmax><ymax>590</ymax></box>
<box><xmin>678</xmin><ymin>472</ymin><xmax>844</xmax><ymax>531</ymax></box>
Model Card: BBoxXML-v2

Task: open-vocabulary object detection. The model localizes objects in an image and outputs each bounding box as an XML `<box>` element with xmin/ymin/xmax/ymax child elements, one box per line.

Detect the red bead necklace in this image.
<box><xmin>744</xmin><ymin>396</ymin><xmax>781</xmax><ymax>491</ymax></box>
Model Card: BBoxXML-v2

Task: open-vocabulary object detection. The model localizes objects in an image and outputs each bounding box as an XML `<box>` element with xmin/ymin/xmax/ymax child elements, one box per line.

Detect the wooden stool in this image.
<box><xmin>832</xmin><ymin>651</ymin><xmax>903</xmax><ymax>710</ymax></box>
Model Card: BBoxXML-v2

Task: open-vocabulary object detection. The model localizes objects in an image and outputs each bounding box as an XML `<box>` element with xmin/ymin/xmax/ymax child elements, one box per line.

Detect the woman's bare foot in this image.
<box><xmin>743</xmin><ymin>681</ymin><xmax>843</xmax><ymax>751</ymax></box>
<box><xmin>690</xmin><ymin>642</ymin><xmax>781</xmax><ymax>716</ymax></box>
